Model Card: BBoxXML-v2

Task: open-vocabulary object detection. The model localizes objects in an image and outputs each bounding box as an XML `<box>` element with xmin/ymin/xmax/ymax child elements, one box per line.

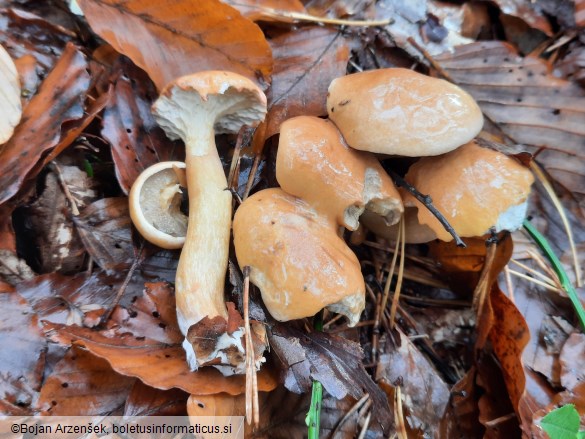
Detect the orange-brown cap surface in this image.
<box><xmin>233</xmin><ymin>188</ymin><xmax>365</xmax><ymax>325</ymax></box>
<box><xmin>403</xmin><ymin>141</ymin><xmax>534</xmax><ymax>241</ymax></box>
<box><xmin>276</xmin><ymin>116</ymin><xmax>403</xmax><ymax>231</ymax></box>
<box><xmin>327</xmin><ymin>68</ymin><xmax>483</xmax><ymax>156</ymax></box>
<box><xmin>360</xmin><ymin>208</ymin><xmax>437</xmax><ymax>244</ymax></box>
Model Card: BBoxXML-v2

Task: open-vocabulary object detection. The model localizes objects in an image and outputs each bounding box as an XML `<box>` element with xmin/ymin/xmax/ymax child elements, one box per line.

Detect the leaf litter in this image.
<box><xmin>0</xmin><ymin>0</ymin><xmax>584</xmax><ymax>436</ymax></box>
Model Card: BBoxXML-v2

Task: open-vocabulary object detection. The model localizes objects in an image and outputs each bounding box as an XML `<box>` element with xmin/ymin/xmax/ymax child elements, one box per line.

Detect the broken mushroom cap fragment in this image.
<box><xmin>129</xmin><ymin>161</ymin><xmax>187</xmax><ymax>249</ymax></box>
<box><xmin>360</xmin><ymin>208</ymin><xmax>437</xmax><ymax>244</ymax></box>
<box><xmin>152</xmin><ymin>71</ymin><xmax>267</xmax><ymax>375</ymax></box>
<box><xmin>233</xmin><ymin>188</ymin><xmax>365</xmax><ymax>326</ymax></box>
<box><xmin>403</xmin><ymin>141</ymin><xmax>534</xmax><ymax>241</ymax></box>
<box><xmin>276</xmin><ymin>116</ymin><xmax>403</xmax><ymax>231</ymax></box>
<box><xmin>327</xmin><ymin>68</ymin><xmax>483</xmax><ymax>156</ymax></box>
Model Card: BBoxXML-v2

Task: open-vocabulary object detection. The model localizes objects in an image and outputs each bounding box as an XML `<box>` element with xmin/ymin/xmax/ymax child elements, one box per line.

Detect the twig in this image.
<box><xmin>243</xmin><ymin>266</ymin><xmax>259</xmax><ymax>427</ymax></box>
<box><xmin>507</xmin><ymin>269</ymin><xmax>563</xmax><ymax>293</ymax></box>
<box><xmin>99</xmin><ymin>242</ymin><xmax>145</xmax><ymax>327</ymax></box>
<box><xmin>387</xmin><ymin>169</ymin><xmax>466</xmax><ymax>247</ymax></box>
<box><xmin>51</xmin><ymin>161</ymin><xmax>80</xmax><ymax>216</ymax></box>
<box><xmin>394</xmin><ymin>386</ymin><xmax>408</xmax><ymax>439</ymax></box>
<box><xmin>472</xmin><ymin>234</ymin><xmax>498</xmax><ymax>314</ymax></box>
<box><xmin>227</xmin><ymin>126</ymin><xmax>249</xmax><ymax>189</ymax></box>
<box><xmin>330</xmin><ymin>394</ymin><xmax>369</xmax><ymax>438</ymax></box>
<box><xmin>242</xmin><ymin>154</ymin><xmax>261</xmax><ymax>201</ymax></box>
<box><xmin>389</xmin><ymin>219</ymin><xmax>406</xmax><ymax>329</ymax></box>
<box><xmin>523</xmin><ymin>220</ymin><xmax>585</xmax><ymax>330</ymax></box>
<box><xmin>509</xmin><ymin>259</ymin><xmax>557</xmax><ymax>287</ymax></box>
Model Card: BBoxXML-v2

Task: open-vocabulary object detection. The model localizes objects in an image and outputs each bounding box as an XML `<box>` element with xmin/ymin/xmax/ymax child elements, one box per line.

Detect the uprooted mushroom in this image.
<box><xmin>132</xmin><ymin>71</ymin><xmax>268</xmax><ymax>375</ymax></box>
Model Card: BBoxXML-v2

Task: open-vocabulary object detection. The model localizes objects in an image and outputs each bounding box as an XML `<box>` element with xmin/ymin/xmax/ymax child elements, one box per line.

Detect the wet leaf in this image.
<box><xmin>269</xmin><ymin>323</ymin><xmax>392</xmax><ymax>433</ymax></box>
<box><xmin>44</xmin><ymin>282</ymin><xmax>278</xmax><ymax>395</ymax></box>
<box><xmin>0</xmin><ymin>43</ymin><xmax>90</xmax><ymax>205</ymax></box>
<box><xmin>37</xmin><ymin>346</ymin><xmax>135</xmax><ymax>415</ymax></box>
<box><xmin>0</xmin><ymin>290</ymin><xmax>47</xmax><ymax>413</ymax></box>
<box><xmin>261</xmin><ymin>27</ymin><xmax>349</xmax><ymax>143</ymax></box>
<box><xmin>73</xmin><ymin>198</ymin><xmax>133</xmax><ymax>273</ymax></box>
<box><xmin>0</xmin><ymin>43</ymin><xmax>21</xmax><ymax>144</ymax></box>
<box><xmin>434</xmin><ymin>41</ymin><xmax>585</xmax><ymax>204</ymax></box>
<box><xmin>376</xmin><ymin>328</ymin><xmax>451</xmax><ymax>435</ymax></box>
<box><xmin>77</xmin><ymin>0</ymin><xmax>273</xmax><ymax>91</ymax></box>
<box><xmin>102</xmin><ymin>57</ymin><xmax>184</xmax><ymax>194</ymax></box>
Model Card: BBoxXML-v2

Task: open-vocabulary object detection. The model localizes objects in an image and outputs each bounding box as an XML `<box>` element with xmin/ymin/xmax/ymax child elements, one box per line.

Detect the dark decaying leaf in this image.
<box><xmin>375</xmin><ymin>328</ymin><xmax>451</xmax><ymax>435</ymax></box>
<box><xmin>269</xmin><ymin>323</ymin><xmax>393</xmax><ymax>433</ymax></box>
<box><xmin>43</xmin><ymin>282</ymin><xmax>278</xmax><ymax>395</ymax></box>
<box><xmin>124</xmin><ymin>380</ymin><xmax>188</xmax><ymax>416</ymax></box>
<box><xmin>102</xmin><ymin>56</ymin><xmax>184</xmax><ymax>194</ymax></box>
<box><xmin>37</xmin><ymin>346</ymin><xmax>135</xmax><ymax>415</ymax></box>
<box><xmin>260</xmin><ymin>27</ymin><xmax>350</xmax><ymax>143</ymax></box>
<box><xmin>25</xmin><ymin>165</ymin><xmax>96</xmax><ymax>274</ymax></box>
<box><xmin>0</xmin><ymin>43</ymin><xmax>90</xmax><ymax>205</ymax></box>
<box><xmin>434</xmin><ymin>41</ymin><xmax>585</xmax><ymax>205</ymax></box>
<box><xmin>0</xmin><ymin>290</ymin><xmax>47</xmax><ymax>413</ymax></box>
<box><xmin>77</xmin><ymin>0</ymin><xmax>273</xmax><ymax>90</ymax></box>
<box><xmin>73</xmin><ymin>197</ymin><xmax>133</xmax><ymax>273</ymax></box>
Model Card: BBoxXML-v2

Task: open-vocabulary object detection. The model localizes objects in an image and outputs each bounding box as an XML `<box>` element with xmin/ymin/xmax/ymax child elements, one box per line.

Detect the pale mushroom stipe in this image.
<box><xmin>151</xmin><ymin>71</ymin><xmax>267</xmax><ymax>376</ymax></box>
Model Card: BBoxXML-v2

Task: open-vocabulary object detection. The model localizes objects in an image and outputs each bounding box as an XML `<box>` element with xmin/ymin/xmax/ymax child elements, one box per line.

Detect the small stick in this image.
<box><xmin>242</xmin><ymin>154</ymin><xmax>261</xmax><ymax>201</ymax></box>
<box><xmin>330</xmin><ymin>394</ymin><xmax>369</xmax><ymax>438</ymax></box>
<box><xmin>389</xmin><ymin>219</ymin><xmax>406</xmax><ymax>329</ymax></box>
<box><xmin>227</xmin><ymin>125</ymin><xmax>249</xmax><ymax>189</ymax></box>
<box><xmin>394</xmin><ymin>386</ymin><xmax>408</xmax><ymax>439</ymax></box>
<box><xmin>243</xmin><ymin>266</ymin><xmax>259</xmax><ymax>427</ymax></box>
<box><xmin>388</xmin><ymin>169</ymin><xmax>466</xmax><ymax>247</ymax></box>
<box><xmin>51</xmin><ymin>161</ymin><xmax>80</xmax><ymax>216</ymax></box>
<box><xmin>507</xmin><ymin>269</ymin><xmax>563</xmax><ymax>293</ymax></box>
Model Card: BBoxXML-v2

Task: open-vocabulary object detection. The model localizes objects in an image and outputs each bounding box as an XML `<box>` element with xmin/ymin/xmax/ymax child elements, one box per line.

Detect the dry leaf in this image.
<box><xmin>73</xmin><ymin>198</ymin><xmax>134</xmax><ymax>273</ymax></box>
<box><xmin>124</xmin><ymin>380</ymin><xmax>189</xmax><ymax>416</ymax></box>
<box><xmin>0</xmin><ymin>43</ymin><xmax>90</xmax><ymax>205</ymax></box>
<box><xmin>37</xmin><ymin>346</ymin><xmax>135</xmax><ymax>415</ymax></box>
<box><xmin>0</xmin><ymin>43</ymin><xmax>21</xmax><ymax>144</ymax></box>
<box><xmin>261</xmin><ymin>27</ymin><xmax>349</xmax><ymax>143</ymax></box>
<box><xmin>0</xmin><ymin>290</ymin><xmax>47</xmax><ymax>413</ymax></box>
<box><xmin>77</xmin><ymin>0</ymin><xmax>273</xmax><ymax>91</ymax></box>
<box><xmin>224</xmin><ymin>0</ymin><xmax>306</xmax><ymax>21</ymax></box>
<box><xmin>434</xmin><ymin>41</ymin><xmax>585</xmax><ymax>205</ymax></box>
<box><xmin>102</xmin><ymin>57</ymin><xmax>184</xmax><ymax>194</ymax></box>
<box><xmin>577</xmin><ymin>0</ymin><xmax>585</xmax><ymax>26</ymax></box>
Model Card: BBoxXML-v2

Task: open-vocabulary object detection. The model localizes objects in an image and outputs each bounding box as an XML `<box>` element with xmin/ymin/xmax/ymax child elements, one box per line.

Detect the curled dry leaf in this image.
<box><xmin>434</xmin><ymin>41</ymin><xmax>585</xmax><ymax>204</ymax></box>
<box><xmin>102</xmin><ymin>57</ymin><xmax>184</xmax><ymax>194</ymax></box>
<box><xmin>77</xmin><ymin>0</ymin><xmax>273</xmax><ymax>91</ymax></box>
<box><xmin>73</xmin><ymin>198</ymin><xmax>134</xmax><ymax>273</ymax></box>
<box><xmin>0</xmin><ymin>43</ymin><xmax>90</xmax><ymax>205</ymax></box>
<box><xmin>0</xmin><ymin>43</ymin><xmax>21</xmax><ymax>144</ymax></box>
<box><xmin>259</xmin><ymin>27</ymin><xmax>349</xmax><ymax>143</ymax></box>
<box><xmin>0</xmin><ymin>290</ymin><xmax>47</xmax><ymax>413</ymax></box>
<box><xmin>37</xmin><ymin>346</ymin><xmax>135</xmax><ymax>415</ymax></box>
<box><xmin>43</xmin><ymin>282</ymin><xmax>278</xmax><ymax>395</ymax></box>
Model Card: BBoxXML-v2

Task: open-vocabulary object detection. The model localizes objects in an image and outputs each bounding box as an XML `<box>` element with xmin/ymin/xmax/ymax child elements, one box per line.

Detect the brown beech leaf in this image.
<box><xmin>73</xmin><ymin>198</ymin><xmax>133</xmax><ymax>273</ymax></box>
<box><xmin>102</xmin><ymin>56</ymin><xmax>184</xmax><ymax>194</ymax></box>
<box><xmin>261</xmin><ymin>27</ymin><xmax>349</xmax><ymax>143</ymax></box>
<box><xmin>77</xmin><ymin>0</ymin><xmax>273</xmax><ymax>91</ymax></box>
<box><xmin>0</xmin><ymin>290</ymin><xmax>47</xmax><ymax>413</ymax></box>
<box><xmin>37</xmin><ymin>346</ymin><xmax>135</xmax><ymax>415</ymax></box>
<box><xmin>376</xmin><ymin>328</ymin><xmax>451</xmax><ymax>435</ymax></box>
<box><xmin>577</xmin><ymin>0</ymin><xmax>585</xmax><ymax>26</ymax></box>
<box><xmin>559</xmin><ymin>332</ymin><xmax>585</xmax><ymax>391</ymax></box>
<box><xmin>43</xmin><ymin>282</ymin><xmax>278</xmax><ymax>395</ymax></box>
<box><xmin>0</xmin><ymin>203</ymin><xmax>16</xmax><ymax>252</ymax></box>
<box><xmin>0</xmin><ymin>43</ymin><xmax>90</xmax><ymax>205</ymax></box>
<box><xmin>124</xmin><ymin>380</ymin><xmax>188</xmax><ymax>416</ymax></box>
<box><xmin>269</xmin><ymin>323</ymin><xmax>392</xmax><ymax>433</ymax></box>
<box><xmin>434</xmin><ymin>41</ymin><xmax>585</xmax><ymax>203</ymax></box>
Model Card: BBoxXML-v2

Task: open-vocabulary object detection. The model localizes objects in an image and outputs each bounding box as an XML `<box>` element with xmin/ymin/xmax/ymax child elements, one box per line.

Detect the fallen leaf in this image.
<box><xmin>559</xmin><ymin>332</ymin><xmax>585</xmax><ymax>391</ymax></box>
<box><xmin>43</xmin><ymin>282</ymin><xmax>278</xmax><ymax>395</ymax></box>
<box><xmin>0</xmin><ymin>43</ymin><xmax>90</xmax><ymax>205</ymax></box>
<box><xmin>224</xmin><ymin>0</ymin><xmax>306</xmax><ymax>21</ymax></box>
<box><xmin>102</xmin><ymin>56</ymin><xmax>184</xmax><ymax>194</ymax></box>
<box><xmin>269</xmin><ymin>323</ymin><xmax>392</xmax><ymax>433</ymax></box>
<box><xmin>0</xmin><ymin>249</ymin><xmax>35</xmax><ymax>285</ymax></box>
<box><xmin>77</xmin><ymin>0</ymin><xmax>273</xmax><ymax>90</ymax></box>
<box><xmin>261</xmin><ymin>26</ymin><xmax>349</xmax><ymax>142</ymax></box>
<box><xmin>124</xmin><ymin>380</ymin><xmax>188</xmax><ymax>416</ymax></box>
<box><xmin>37</xmin><ymin>346</ymin><xmax>135</xmax><ymax>415</ymax></box>
<box><xmin>434</xmin><ymin>41</ymin><xmax>585</xmax><ymax>205</ymax></box>
<box><xmin>375</xmin><ymin>328</ymin><xmax>451</xmax><ymax>435</ymax></box>
<box><xmin>0</xmin><ymin>290</ymin><xmax>47</xmax><ymax>413</ymax></box>
<box><xmin>0</xmin><ymin>43</ymin><xmax>21</xmax><ymax>144</ymax></box>
<box><xmin>492</xmin><ymin>0</ymin><xmax>552</xmax><ymax>35</ymax></box>
<box><xmin>73</xmin><ymin>198</ymin><xmax>133</xmax><ymax>273</ymax></box>
<box><xmin>577</xmin><ymin>0</ymin><xmax>585</xmax><ymax>26</ymax></box>
<box><xmin>0</xmin><ymin>203</ymin><xmax>16</xmax><ymax>252</ymax></box>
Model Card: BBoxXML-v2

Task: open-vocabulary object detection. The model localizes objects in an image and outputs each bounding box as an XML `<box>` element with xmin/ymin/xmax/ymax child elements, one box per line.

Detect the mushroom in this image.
<box><xmin>360</xmin><ymin>208</ymin><xmax>437</xmax><ymax>244</ymax></box>
<box><xmin>327</xmin><ymin>68</ymin><xmax>483</xmax><ymax>156</ymax></box>
<box><xmin>402</xmin><ymin>141</ymin><xmax>534</xmax><ymax>241</ymax></box>
<box><xmin>151</xmin><ymin>71</ymin><xmax>267</xmax><ymax>374</ymax></box>
<box><xmin>129</xmin><ymin>161</ymin><xmax>187</xmax><ymax>249</ymax></box>
<box><xmin>276</xmin><ymin>116</ymin><xmax>403</xmax><ymax>231</ymax></box>
<box><xmin>233</xmin><ymin>188</ymin><xmax>365</xmax><ymax>325</ymax></box>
